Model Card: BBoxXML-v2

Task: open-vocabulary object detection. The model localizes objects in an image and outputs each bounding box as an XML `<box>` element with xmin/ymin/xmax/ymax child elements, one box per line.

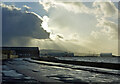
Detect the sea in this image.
<box><xmin>56</xmin><ymin>56</ymin><xmax>120</xmax><ymax>64</ymax></box>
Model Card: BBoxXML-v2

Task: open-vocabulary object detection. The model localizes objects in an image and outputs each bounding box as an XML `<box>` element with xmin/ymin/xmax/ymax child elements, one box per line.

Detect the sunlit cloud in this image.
<box><xmin>23</xmin><ymin>5</ymin><xmax>31</xmax><ymax>10</ymax></box>
<box><xmin>41</xmin><ymin>16</ymin><xmax>51</xmax><ymax>32</ymax></box>
<box><xmin>93</xmin><ymin>1</ymin><xmax>118</xmax><ymax>18</ymax></box>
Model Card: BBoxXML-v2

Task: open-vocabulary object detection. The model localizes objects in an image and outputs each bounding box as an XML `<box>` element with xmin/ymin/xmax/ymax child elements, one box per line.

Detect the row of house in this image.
<box><xmin>1</xmin><ymin>47</ymin><xmax>39</xmax><ymax>60</ymax></box>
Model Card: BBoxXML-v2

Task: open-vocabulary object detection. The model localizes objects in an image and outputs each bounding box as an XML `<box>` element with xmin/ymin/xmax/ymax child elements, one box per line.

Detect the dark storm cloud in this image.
<box><xmin>1</xmin><ymin>4</ymin><xmax>50</xmax><ymax>46</ymax></box>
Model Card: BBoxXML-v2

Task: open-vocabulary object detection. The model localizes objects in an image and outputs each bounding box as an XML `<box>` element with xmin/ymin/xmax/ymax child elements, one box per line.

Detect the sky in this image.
<box><xmin>1</xmin><ymin>0</ymin><xmax>119</xmax><ymax>55</ymax></box>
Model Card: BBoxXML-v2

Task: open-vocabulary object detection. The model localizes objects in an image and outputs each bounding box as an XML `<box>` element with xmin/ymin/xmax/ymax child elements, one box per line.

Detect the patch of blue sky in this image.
<box><xmin>3</xmin><ymin>2</ymin><xmax>48</xmax><ymax>17</ymax></box>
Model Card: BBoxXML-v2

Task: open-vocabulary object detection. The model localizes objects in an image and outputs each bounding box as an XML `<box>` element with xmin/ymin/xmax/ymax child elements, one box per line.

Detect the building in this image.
<box><xmin>1</xmin><ymin>47</ymin><xmax>39</xmax><ymax>58</ymax></box>
<box><xmin>2</xmin><ymin>49</ymin><xmax>18</xmax><ymax>59</ymax></box>
<box><xmin>100</xmin><ymin>53</ymin><xmax>112</xmax><ymax>57</ymax></box>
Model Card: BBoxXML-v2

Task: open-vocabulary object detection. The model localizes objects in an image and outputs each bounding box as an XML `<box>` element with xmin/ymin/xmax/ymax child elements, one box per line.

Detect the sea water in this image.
<box><xmin>56</xmin><ymin>56</ymin><xmax>120</xmax><ymax>64</ymax></box>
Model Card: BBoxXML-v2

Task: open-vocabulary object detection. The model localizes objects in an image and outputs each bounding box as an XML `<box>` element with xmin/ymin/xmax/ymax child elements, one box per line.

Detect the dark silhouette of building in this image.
<box><xmin>100</xmin><ymin>53</ymin><xmax>112</xmax><ymax>57</ymax></box>
<box><xmin>2</xmin><ymin>47</ymin><xmax>39</xmax><ymax>58</ymax></box>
